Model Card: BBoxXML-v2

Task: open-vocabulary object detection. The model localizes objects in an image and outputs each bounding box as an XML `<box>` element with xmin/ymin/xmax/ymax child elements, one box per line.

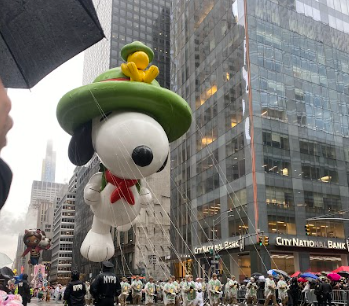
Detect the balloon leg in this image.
<box><xmin>80</xmin><ymin>216</ymin><xmax>114</xmax><ymax>262</ymax></box>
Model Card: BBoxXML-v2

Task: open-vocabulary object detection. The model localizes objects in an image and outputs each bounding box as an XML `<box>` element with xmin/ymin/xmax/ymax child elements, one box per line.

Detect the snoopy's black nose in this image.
<box><xmin>132</xmin><ymin>145</ymin><xmax>153</xmax><ymax>167</ymax></box>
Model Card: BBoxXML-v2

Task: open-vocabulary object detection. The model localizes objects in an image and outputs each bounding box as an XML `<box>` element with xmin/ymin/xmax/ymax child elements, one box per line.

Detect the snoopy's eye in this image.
<box><xmin>100</xmin><ymin>112</ymin><xmax>112</xmax><ymax>122</ymax></box>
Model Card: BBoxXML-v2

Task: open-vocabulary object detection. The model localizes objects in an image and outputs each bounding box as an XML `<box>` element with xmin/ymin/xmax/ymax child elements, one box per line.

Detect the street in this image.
<box><xmin>28</xmin><ymin>298</ymin><xmax>64</xmax><ymax>306</ymax></box>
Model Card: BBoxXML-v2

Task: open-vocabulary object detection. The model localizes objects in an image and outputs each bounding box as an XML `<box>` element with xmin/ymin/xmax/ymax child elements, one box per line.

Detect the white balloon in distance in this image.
<box><xmin>80</xmin><ymin>112</ymin><xmax>169</xmax><ymax>262</ymax></box>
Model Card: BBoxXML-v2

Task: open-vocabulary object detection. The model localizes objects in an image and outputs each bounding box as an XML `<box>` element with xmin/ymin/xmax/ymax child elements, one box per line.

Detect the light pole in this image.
<box><xmin>210</xmin><ymin>212</ymin><xmax>234</xmax><ymax>275</ymax></box>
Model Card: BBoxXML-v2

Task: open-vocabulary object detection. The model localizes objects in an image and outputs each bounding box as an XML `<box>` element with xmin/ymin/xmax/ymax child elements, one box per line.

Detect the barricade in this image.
<box><xmin>297</xmin><ymin>289</ymin><xmax>348</xmax><ymax>306</ymax></box>
<box><xmin>331</xmin><ymin>290</ymin><xmax>347</xmax><ymax>306</ymax></box>
<box><xmin>235</xmin><ymin>288</ymin><xmax>348</xmax><ymax>306</ymax></box>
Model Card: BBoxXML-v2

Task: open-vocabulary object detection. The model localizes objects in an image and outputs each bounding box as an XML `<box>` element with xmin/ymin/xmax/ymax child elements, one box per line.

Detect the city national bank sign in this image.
<box><xmin>194</xmin><ymin>239</ymin><xmax>243</xmax><ymax>255</ymax></box>
<box><xmin>276</xmin><ymin>237</ymin><xmax>349</xmax><ymax>252</ymax></box>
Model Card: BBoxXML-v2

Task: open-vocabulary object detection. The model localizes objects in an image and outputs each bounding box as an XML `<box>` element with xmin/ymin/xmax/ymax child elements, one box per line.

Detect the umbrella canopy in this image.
<box><xmin>291</xmin><ymin>271</ymin><xmax>301</xmax><ymax>278</ymax></box>
<box><xmin>0</xmin><ymin>267</ymin><xmax>14</xmax><ymax>279</ymax></box>
<box><xmin>337</xmin><ymin>271</ymin><xmax>349</xmax><ymax>277</ymax></box>
<box><xmin>327</xmin><ymin>273</ymin><xmax>341</xmax><ymax>281</ymax></box>
<box><xmin>273</xmin><ymin>269</ymin><xmax>290</xmax><ymax>279</ymax></box>
<box><xmin>300</xmin><ymin>273</ymin><xmax>318</xmax><ymax>280</ymax></box>
<box><xmin>258</xmin><ymin>275</ymin><xmax>266</xmax><ymax>282</ymax></box>
<box><xmin>252</xmin><ymin>272</ymin><xmax>263</xmax><ymax>279</ymax></box>
<box><xmin>0</xmin><ymin>253</ymin><xmax>12</xmax><ymax>268</ymax></box>
<box><xmin>0</xmin><ymin>0</ymin><xmax>104</xmax><ymax>88</ymax></box>
<box><xmin>332</xmin><ymin>266</ymin><xmax>349</xmax><ymax>274</ymax></box>
<box><xmin>298</xmin><ymin>277</ymin><xmax>308</xmax><ymax>283</ymax></box>
<box><xmin>267</xmin><ymin>269</ymin><xmax>278</xmax><ymax>277</ymax></box>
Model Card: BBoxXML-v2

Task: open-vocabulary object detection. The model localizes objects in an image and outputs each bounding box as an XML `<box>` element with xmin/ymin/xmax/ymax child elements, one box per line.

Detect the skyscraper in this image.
<box><xmin>170</xmin><ymin>0</ymin><xmax>349</xmax><ymax>280</ymax></box>
<box><xmin>50</xmin><ymin>173</ymin><xmax>76</xmax><ymax>285</ymax></box>
<box><xmin>83</xmin><ymin>0</ymin><xmax>170</xmax><ymax>88</ymax></box>
<box><xmin>41</xmin><ymin>140</ymin><xmax>56</xmax><ymax>183</ymax></box>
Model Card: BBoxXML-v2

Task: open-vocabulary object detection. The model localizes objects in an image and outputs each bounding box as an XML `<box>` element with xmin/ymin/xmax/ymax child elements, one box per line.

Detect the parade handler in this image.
<box><xmin>208</xmin><ymin>273</ymin><xmax>222</xmax><ymax>306</ymax></box>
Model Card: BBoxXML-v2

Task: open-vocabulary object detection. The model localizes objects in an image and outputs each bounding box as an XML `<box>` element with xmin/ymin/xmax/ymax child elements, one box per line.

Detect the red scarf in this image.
<box><xmin>105</xmin><ymin>170</ymin><xmax>138</xmax><ymax>205</ymax></box>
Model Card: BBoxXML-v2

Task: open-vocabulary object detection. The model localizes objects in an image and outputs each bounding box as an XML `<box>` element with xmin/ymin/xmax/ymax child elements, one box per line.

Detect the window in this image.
<box><xmin>226</xmin><ymin>134</ymin><xmax>244</xmax><ymax>157</ymax></box>
<box><xmin>197</xmin><ymin>199</ymin><xmax>221</xmax><ymax>220</ymax></box>
<box><xmin>266</xmin><ymin>186</ymin><xmax>294</xmax><ymax>208</ymax></box>
<box><xmin>263</xmin><ymin>156</ymin><xmax>291</xmax><ymax>176</ymax></box>
<box><xmin>301</xmin><ymin>164</ymin><xmax>338</xmax><ymax>183</ymax></box>
<box><xmin>263</xmin><ymin>131</ymin><xmax>289</xmax><ymax>150</ymax></box>
<box><xmin>304</xmin><ymin>191</ymin><xmax>340</xmax><ymax>213</ymax></box>
<box><xmin>228</xmin><ymin>214</ymin><xmax>248</xmax><ymax>237</ymax></box>
<box><xmin>306</xmin><ymin>221</ymin><xmax>344</xmax><ymax>238</ymax></box>
<box><xmin>227</xmin><ymin>189</ymin><xmax>247</xmax><ymax>210</ymax></box>
<box><xmin>268</xmin><ymin>216</ymin><xmax>296</xmax><ymax>235</ymax></box>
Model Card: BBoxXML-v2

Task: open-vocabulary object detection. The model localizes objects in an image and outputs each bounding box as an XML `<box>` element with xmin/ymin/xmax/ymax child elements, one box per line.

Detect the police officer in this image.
<box><xmin>63</xmin><ymin>270</ymin><xmax>86</xmax><ymax>306</ymax></box>
<box><xmin>90</xmin><ymin>261</ymin><xmax>121</xmax><ymax>306</ymax></box>
<box><xmin>18</xmin><ymin>274</ymin><xmax>31</xmax><ymax>306</ymax></box>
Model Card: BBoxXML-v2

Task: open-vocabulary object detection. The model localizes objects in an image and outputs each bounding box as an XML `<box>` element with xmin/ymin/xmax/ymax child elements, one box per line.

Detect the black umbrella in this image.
<box><xmin>0</xmin><ymin>0</ymin><xmax>104</xmax><ymax>88</ymax></box>
<box><xmin>0</xmin><ymin>267</ymin><xmax>14</xmax><ymax>279</ymax></box>
<box><xmin>337</xmin><ymin>271</ymin><xmax>349</xmax><ymax>277</ymax></box>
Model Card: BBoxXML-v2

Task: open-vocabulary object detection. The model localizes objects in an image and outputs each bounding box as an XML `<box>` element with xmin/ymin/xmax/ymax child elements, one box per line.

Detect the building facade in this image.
<box><xmin>71</xmin><ymin>157</ymin><xmax>101</xmax><ymax>279</ymax></box>
<box><xmin>50</xmin><ymin>172</ymin><xmax>77</xmax><ymax>285</ymax></box>
<box><xmin>13</xmin><ymin>181</ymin><xmax>65</xmax><ymax>276</ymax></box>
<box><xmin>170</xmin><ymin>0</ymin><xmax>349</xmax><ymax>281</ymax></box>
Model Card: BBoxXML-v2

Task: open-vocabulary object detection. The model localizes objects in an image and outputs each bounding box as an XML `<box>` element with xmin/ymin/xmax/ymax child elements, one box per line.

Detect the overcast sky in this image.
<box><xmin>0</xmin><ymin>53</ymin><xmax>84</xmax><ymax>261</ymax></box>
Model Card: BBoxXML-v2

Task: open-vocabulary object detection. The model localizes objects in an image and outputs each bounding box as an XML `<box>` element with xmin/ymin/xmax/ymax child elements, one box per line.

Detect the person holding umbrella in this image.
<box><xmin>320</xmin><ymin>279</ymin><xmax>332</xmax><ymax>306</ymax></box>
<box><xmin>0</xmin><ymin>80</ymin><xmax>13</xmax><ymax>210</ymax></box>
<box><xmin>289</xmin><ymin>277</ymin><xmax>300</xmax><ymax>306</ymax></box>
<box><xmin>18</xmin><ymin>274</ymin><xmax>31</xmax><ymax>306</ymax></box>
<box><xmin>314</xmin><ymin>279</ymin><xmax>323</xmax><ymax>306</ymax></box>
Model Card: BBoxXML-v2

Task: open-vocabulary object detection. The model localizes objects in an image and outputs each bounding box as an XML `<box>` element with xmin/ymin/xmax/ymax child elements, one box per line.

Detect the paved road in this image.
<box><xmin>28</xmin><ymin>298</ymin><xmax>64</xmax><ymax>306</ymax></box>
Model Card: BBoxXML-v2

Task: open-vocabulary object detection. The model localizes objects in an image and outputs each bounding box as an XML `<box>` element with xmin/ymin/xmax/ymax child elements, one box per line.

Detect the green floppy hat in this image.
<box><xmin>121</xmin><ymin>41</ymin><xmax>154</xmax><ymax>62</ymax></box>
<box><xmin>57</xmin><ymin>67</ymin><xmax>192</xmax><ymax>143</ymax></box>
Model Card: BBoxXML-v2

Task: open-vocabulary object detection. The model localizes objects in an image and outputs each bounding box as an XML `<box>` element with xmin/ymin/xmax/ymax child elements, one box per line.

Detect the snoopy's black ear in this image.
<box><xmin>156</xmin><ymin>154</ymin><xmax>169</xmax><ymax>173</ymax></box>
<box><xmin>68</xmin><ymin>121</ymin><xmax>94</xmax><ymax>166</ymax></box>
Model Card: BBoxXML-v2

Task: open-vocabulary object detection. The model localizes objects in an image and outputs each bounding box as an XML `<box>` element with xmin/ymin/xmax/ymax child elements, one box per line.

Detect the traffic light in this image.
<box><xmin>305</xmin><ymin>224</ymin><xmax>310</xmax><ymax>236</ymax></box>
<box><xmin>209</xmin><ymin>248</ymin><xmax>214</xmax><ymax>255</ymax></box>
<box><xmin>259</xmin><ymin>236</ymin><xmax>263</xmax><ymax>246</ymax></box>
<box><xmin>263</xmin><ymin>236</ymin><xmax>269</xmax><ymax>246</ymax></box>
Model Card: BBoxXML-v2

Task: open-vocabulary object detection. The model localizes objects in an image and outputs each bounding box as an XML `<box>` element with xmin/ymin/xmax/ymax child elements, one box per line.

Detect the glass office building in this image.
<box><xmin>110</xmin><ymin>0</ymin><xmax>171</xmax><ymax>88</ymax></box>
<box><xmin>170</xmin><ymin>0</ymin><xmax>349</xmax><ymax>280</ymax></box>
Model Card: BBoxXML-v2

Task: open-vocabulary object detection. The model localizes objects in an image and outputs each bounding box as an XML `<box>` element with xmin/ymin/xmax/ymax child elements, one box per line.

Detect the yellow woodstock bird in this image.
<box><xmin>120</xmin><ymin>41</ymin><xmax>159</xmax><ymax>83</ymax></box>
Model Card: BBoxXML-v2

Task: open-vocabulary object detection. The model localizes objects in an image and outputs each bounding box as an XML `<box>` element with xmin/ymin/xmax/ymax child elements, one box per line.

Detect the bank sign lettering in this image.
<box><xmin>194</xmin><ymin>240</ymin><xmax>242</xmax><ymax>254</ymax></box>
<box><xmin>276</xmin><ymin>237</ymin><xmax>348</xmax><ymax>251</ymax></box>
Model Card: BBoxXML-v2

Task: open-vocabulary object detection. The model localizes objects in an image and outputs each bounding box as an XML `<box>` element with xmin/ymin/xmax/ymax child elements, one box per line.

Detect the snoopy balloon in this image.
<box><xmin>57</xmin><ymin>41</ymin><xmax>192</xmax><ymax>262</ymax></box>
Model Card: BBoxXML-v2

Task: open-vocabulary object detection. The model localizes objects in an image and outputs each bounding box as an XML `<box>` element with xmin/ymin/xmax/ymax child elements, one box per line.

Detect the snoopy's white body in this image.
<box><xmin>80</xmin><ymin>112</ymin><xmax>169</xmax><ymax>262</ymax></box>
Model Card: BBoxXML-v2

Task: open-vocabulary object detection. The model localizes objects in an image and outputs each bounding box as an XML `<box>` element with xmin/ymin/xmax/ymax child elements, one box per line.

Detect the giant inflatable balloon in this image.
<box><xmin>22</xmin><ymin>229</ymin><xmax>42</xmax><ymax>265</ymax></box>
<box><xmin>22</xmin><ymin>229</ymin><xmax>50</xmax><ymax>265</ymax></box>
<box><xmin>57</xmin><ymin>41</ymin><xmax>192</xmax><ymax>262</ymax></box>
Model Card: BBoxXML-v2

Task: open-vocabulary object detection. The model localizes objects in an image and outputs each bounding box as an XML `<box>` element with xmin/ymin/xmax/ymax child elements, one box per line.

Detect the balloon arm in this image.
<box><xmin>139</xmin><ymin>180</ymin><xmax>152</xmax><ymax>206</ymax></box>
<box><xmin>84</xmin><ymin>172</ymin><xmax>103</xmax><ymax>206</ymax></box>
<box><xmin>22</xmin><ymin>247</ymin><xmax>30</xmax><ymax>257</ymax></box>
